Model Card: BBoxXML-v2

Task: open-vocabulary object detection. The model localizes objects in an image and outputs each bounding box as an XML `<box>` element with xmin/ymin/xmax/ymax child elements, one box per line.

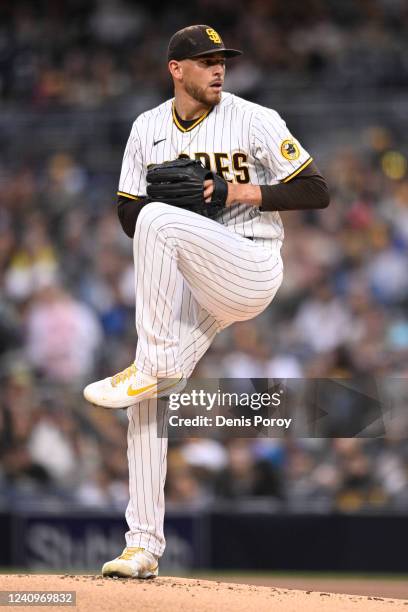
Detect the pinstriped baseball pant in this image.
<box><xmin>125</xmin><ymin>202</ymin><xmax>283</xmax><ymax>556</ymax></box>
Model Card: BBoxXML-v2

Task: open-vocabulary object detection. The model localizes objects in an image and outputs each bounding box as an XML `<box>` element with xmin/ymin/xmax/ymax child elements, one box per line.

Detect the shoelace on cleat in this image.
<box><xmin>111</xmin><ymin>363</ymin><xmax>137</xmax><ymax>387</ymax></box>
<box><xmin>118</xmin><ymin>547</ymin><xmax>145</xmax><ymax>560</ymax></box>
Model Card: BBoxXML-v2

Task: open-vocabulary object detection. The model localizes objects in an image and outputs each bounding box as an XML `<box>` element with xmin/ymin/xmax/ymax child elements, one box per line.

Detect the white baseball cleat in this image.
<box><xmin>83</xmin><ymin>362</ymin><xmax>184</xmax><ymax>409</ymax></box>
<box><xmin>102</xmin><ymin>547</ymin><xmax>159</xmax><ymax>579</ymax></box>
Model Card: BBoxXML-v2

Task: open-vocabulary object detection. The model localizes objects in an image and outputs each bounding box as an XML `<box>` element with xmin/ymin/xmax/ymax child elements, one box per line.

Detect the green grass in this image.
<box><xmin>1</xmin><ymin>568</ymin><xmax>407</xmax><ymax>581</ymax></box>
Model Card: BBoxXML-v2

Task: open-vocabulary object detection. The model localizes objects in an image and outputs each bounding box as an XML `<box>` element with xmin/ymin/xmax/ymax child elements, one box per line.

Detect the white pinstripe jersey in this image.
<box><xmin>118</xmin><ymin>92</ymin><xmax>312</xmax><ymax>249</ymax></box>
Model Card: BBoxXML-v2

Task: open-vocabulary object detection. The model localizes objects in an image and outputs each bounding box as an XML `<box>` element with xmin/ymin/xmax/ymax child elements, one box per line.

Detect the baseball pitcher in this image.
<box><xmin>83</xmin><ymin>24</ymin><xmax>330</xmax><ymax>578</ymax></box>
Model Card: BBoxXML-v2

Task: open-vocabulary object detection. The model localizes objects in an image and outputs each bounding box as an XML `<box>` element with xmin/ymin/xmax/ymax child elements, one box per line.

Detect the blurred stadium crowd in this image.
<box><xmin>1</xmin><ymin>0</ymin><xmax>408</xmax><ymax>514</ymax></box>
<box><xmin>1</xmin><ymin>0</ymin><xmax>408</xmax><ymax>104</ymax></box>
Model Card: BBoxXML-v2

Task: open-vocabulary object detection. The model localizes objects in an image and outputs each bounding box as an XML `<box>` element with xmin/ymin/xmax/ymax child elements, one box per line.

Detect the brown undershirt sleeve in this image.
<box><xmin>117</xmin><ymin>194</ymin><xmax>148</xmax><ymax>238</ymax></box>
<box><xmin>259</xmin><ymin>161</ymin><xmax>330</xmax><ymax>211</ymax></box>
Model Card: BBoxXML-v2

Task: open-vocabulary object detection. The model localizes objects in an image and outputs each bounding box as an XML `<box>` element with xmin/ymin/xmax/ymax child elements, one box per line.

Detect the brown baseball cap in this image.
<box><xmin>168</xmin><ymin>25</ymin><xmax>242</xmax><ymax>62</ymax></box>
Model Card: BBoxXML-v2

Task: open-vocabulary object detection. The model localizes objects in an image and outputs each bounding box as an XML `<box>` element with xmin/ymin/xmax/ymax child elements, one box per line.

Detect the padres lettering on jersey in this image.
<box><xmin>118</xmin><ymin>92</ymin><xmax>312</xmax><ymax>247</ymax></box>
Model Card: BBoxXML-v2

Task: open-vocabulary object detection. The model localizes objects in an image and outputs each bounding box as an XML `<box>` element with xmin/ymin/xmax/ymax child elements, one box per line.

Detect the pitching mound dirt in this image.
<box><xmin>0</xmin><ymin>575</ymin><xmax>406</xmax><ymax>611</ymax></box>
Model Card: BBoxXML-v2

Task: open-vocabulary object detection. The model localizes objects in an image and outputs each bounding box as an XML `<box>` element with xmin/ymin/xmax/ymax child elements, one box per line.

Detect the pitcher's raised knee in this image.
<box><xmin>136</xmin><ymin>201</ymin><xmax>176</xmax><ymax>227</ymax></box>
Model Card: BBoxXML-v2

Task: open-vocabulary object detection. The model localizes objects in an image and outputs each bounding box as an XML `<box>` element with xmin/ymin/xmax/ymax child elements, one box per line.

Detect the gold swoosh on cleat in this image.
<box><xmin>127</xmin><ymin>383</ymin><xmax>157</xmax><ymax>397</ymax></box>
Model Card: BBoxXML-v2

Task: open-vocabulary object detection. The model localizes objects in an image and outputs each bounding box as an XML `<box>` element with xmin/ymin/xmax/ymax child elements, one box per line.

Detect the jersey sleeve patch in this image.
<box><xmin>281</xmin><ymin>157</ymin><xmax>313</xmax><ymax>183</ymax></box>
<box><xmin>280</xmin><ymin>139</ymin><xmax>300</xmax><ymax>161</ymax></box>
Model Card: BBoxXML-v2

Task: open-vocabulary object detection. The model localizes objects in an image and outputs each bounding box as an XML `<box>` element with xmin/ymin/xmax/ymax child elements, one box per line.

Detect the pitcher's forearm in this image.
<box><xmin>227</xmin><ymin>183</ymin><xmax>262</xmax><ymax>206</ymax></box>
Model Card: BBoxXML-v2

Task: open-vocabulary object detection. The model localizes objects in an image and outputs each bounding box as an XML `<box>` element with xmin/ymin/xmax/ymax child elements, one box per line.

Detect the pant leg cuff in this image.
<box><xmin>125</xmin><ymin>531</ymin><xmax>165</xmax><ymax>558</ymax></box>
<box><xmin>134</xmin><ymin>361</ymin><xmax>182</xmax><ymax>378</ymax></box>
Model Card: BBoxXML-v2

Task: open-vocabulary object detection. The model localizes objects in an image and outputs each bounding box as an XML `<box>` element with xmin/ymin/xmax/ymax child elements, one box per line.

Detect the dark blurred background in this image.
<box><xmin>1</xmin><ymin>0</ymin><xmax>408</xmax><ymax>572</ymax></box>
